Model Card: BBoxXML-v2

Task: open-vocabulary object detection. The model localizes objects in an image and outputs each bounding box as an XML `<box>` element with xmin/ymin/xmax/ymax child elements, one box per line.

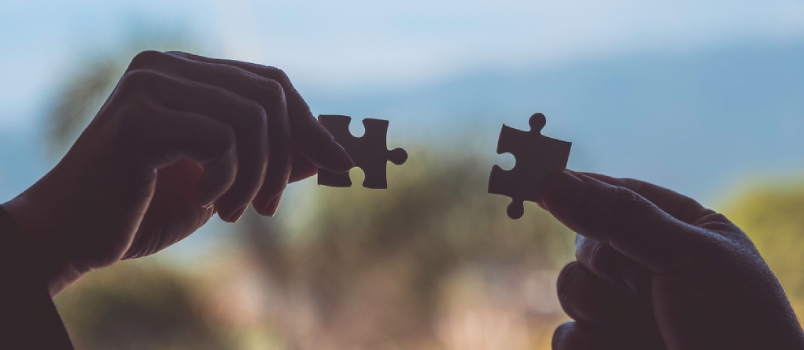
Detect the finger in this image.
<box><xmin>553</xmin><ymin>321</ymin><xmax>665</xmax><ymax>350</ymax></box>
<box><xmin>557</xmin><ymin>262</ymin><xmax>650</xmax><ymax>325</ymax></box>
<box><xmin>288</xmin><ymin>149</ymin><xmax>319</xmax><ymax>183</ymax></box>
<box><xmin>131</xmin><ymin>51</ymin><xmax>294</xmax><ymax>217</ymax></box>
<box><xmin>119</xmin><ymin>69</ymin><xmax>269</xmax><ymax>221</ymax></box>
<box><xmin>256</xmin><ymin>148</ymin><xmax>320</xmax><ymax>216</ymax></box>
<box><xmin>116</xmin><ymin>100</ymin><xmax>237</xmax><ymax>205</ymax></box>
<box><xmin>578</xmin><ymin>172</ymin><xmax>719</xmax><ymax>226</ymax></box>
<box><xmin>579</xmin><ymin>172</ymin><xmax>736</xmax><ymax>233</ymax></box>
<box><xmin>541</xmin><ymin>170</ymin><xmax>713</xmax><ymax>273</ymax></box>
<box><xmin>575</xmin><ymin>235</ymin><xmax>651</xmax><ymax>295</ymax></box>
<box><xmin>253</xmin><ymin>150</ymin><xmax>319</xmax><ymax>216</ymax></box>
<box><xmin>162</xmin><ymin>51</ymin><xmax>354</xmax><ymax>172</ymax></box>
<box><xmin>552</xmin><ymin>322</ymin><xmax>600</xmax><ymax>350</ymax></box>
<box><xmin>249</xmin><ymin>84</ymin><xmax>291</xmax><ymax>216</ymax></box>
<box><xmin>123</xmin><ymin>159</ymin><xmax>215</xmax><ymax>260</ymax></box>
<box><xmin>132</xmin><ymin>51</ymin><xmax>303</xmax><ymax>215</ymax></box>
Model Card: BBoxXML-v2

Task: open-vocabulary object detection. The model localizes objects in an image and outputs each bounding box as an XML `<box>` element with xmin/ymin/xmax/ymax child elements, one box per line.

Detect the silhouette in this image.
<box><xmin>542</xmin><ymin>171</ymin><xmax>804</xmax><ymax>349</ymax></box>
<box><xmin>317</xmin><ymin>115</ymin><xmax>408</xmax><ymax>188</ymax></box>
<box><xmin>1</xmin><ymin>51</ymin><xmax>803</xmax><ymax>349</ymax></box>
<box><xmin>45</xmin><ymin>29</ymin><xmax>198</xmax><ymax>156</ymax></box>
<box><xmin>0</xmin><ymin>51</ymin><xmax>353</xmax><ymax>349</ymax></box>
<box><xmin>0</xmin><ymin>208</ymin><xmax>74</xmax><ymax>349</ymax></box>
<box><xmin>489</xmin><ymin>113</ymin><xmax>571</xmax><ymax>219</ymax></box>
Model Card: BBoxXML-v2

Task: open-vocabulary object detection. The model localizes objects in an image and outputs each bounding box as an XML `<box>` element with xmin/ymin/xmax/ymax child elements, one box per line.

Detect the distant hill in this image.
<box><xmin>305</xmin><ymin>42</ymin><xmax>804</xmax><ymax>202</ymax></box>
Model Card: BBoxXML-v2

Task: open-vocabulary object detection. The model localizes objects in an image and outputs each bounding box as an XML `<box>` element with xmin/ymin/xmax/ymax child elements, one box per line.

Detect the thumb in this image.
<box><xmin>542</xmin><ymin>170</ymin><xmax>706</xmax><ymax>273</ymax></box>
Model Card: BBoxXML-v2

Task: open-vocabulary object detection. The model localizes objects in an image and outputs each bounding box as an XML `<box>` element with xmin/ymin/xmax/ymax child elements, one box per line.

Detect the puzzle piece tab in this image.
<box><xmin>488</xmin><ymin>113</ymin><xmax>571</xmax><ymax>219</ymax></box>
<box><xmin>317</xmin><ymin>115</ymin><xmax>407</xmax><ymax>189</ymax></box>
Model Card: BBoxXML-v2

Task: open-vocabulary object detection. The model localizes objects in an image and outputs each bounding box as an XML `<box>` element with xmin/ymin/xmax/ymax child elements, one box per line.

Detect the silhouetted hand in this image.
<box><xmin>542</xmin><ymin>170</ymin><xmax>804</xmax><ymax>350</ymax></box>
<box><xmin>2</xmin><ymin>51</ymin><xmax>353</xmax><ymax>295</ymax></box>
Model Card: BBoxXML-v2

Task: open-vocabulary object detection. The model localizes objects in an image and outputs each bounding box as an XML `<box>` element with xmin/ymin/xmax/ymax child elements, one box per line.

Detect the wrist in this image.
<box><xmin>2</xmin><ymin>197</ymin><xmax>84</xmax><ymax>296</ymax></box>
<box><xmin>3</xmin><ymin>191</ymin><xmax>50</xmax><ymax>244</ymax></box>
<box><xmin>0</xmin><ymin>202</ymin><xmax>47</xmax><ymax>281</ymax></box>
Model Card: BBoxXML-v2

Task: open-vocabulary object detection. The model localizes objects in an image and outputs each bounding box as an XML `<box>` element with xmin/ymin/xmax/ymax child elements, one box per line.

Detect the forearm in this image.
<box><xmin>0</xmin><ymin>204</ymin><xmax>74</xmax><ymax>349</ymax></box>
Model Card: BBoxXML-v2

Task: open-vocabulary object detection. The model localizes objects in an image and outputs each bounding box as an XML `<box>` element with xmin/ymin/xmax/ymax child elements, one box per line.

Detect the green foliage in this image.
<box><xmin>238</xmin><ymin>149</ymin><xmax>575</xmax><ymax>347</ymax></box>
<box><xmin>46</xmin><ymin>26</ymin><xmax>200</xmax><ymax>156</ymax></box>
<box><xmin>43</xmin><ymin>24</ymin><xmax>576</xmax><ymax>347</ymax></box>
<box><xmin>55</xmin><ymin>259</ymin><xmax>233</xmax><ymax>350</ymax></box>
<box><xmin>722</xmin><ymin>179</ymin><xmax>804</xmax><ymax>319</ymax></box>
<box><xmin>57</xmin><ymin>149</ymin><xmax>575</xmax><ymax>349</ymax></box>
<box><xmin>302</xmin><ymin>149</ymin><xmax>573</xmax><ymax>275</ymax></box>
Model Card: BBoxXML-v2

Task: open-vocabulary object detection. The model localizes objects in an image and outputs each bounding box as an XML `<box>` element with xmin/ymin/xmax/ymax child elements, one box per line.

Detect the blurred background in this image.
<box><xmin>1</xmin><ymin>0</ymin><xmax>804</xmax><ymax>349</ymax></box>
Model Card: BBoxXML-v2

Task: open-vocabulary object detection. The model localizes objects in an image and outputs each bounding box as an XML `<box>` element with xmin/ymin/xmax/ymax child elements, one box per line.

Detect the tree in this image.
<box><xmin>722</xmin><ymin>180</ymin><xmax>804</xmax><ymax>320</ymax></box>
<box><xmin>238</xmin><ymin>151</ymin><xmax>575</xmax><ymax>349</ymax></box>
<box><xmin>46</xmin><ymin>25</ymin><xmax>198</xmax><ymax>155</ymax></box>
<box><xmin>56</xmin><ymin>260</ymin><xmax>233</xmax><ymax>350</ymax></box>
<box><xmin>44</xmin><ymin>26</ymin><xmax>577</xmax><ymax>349</ymax></box>
<box><xmin>46</xmin><ymin>27</ymin><xmax>237</xmax><ymax>349</ymax></box>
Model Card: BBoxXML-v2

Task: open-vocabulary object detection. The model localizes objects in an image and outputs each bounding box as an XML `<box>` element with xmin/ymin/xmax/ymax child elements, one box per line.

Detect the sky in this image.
<box><xmin>2</xmin><ymin>1</ymin><xmax>804</xmax><ymax>126</ymax></box>
<box><xmin>1</xmin><ymin>0</ymin><xmax>803</xmax><ymax>208</ymax></box>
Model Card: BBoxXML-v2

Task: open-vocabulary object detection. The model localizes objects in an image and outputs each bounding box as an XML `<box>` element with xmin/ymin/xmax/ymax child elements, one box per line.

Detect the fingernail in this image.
<box><xmin>542</xmin><ymin>170</ymin><xmax>585</xmax><ymax>212</ymax></box>
<box><xmin>264</xmin><ymin>194</ymin><xmax>283</xmax><ymax>217</ymax></box>
<box><xmin>228</xmin><ymin>206</ymin><xmax>248</xmax><ymax>223</ymax></box>
<box><xmin>331</xmin><ymin>142</ymin><xmax>355</xmax><ymax>171</ymax></box>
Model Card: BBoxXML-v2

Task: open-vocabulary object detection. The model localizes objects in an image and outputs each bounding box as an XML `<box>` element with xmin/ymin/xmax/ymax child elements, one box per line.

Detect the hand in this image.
<box><xmin>2</xmin><ymin>51</ymin><xmax>353</xmax><ymax>295</ymax></box>
<box><xmin>542</xmin><ymin>171</ymin><xmax>804</xmax><ymax>349</ymax></box>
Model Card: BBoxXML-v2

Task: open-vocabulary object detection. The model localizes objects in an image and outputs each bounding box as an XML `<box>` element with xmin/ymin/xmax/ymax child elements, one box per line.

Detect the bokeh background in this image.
<box><xmin>2</xmin><ymin>1</ymin><xmax>804</xmax><ymax>349</ymax></box>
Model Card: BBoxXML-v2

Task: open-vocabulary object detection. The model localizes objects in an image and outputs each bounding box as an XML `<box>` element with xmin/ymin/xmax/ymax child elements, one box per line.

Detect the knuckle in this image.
<box><xmin>266</xmin><ymin>66</ymin><xmax>291</xmax><ymax>87</ymax></box>
<box><xmin>215</xmin><ymin>125</ymin><xmax>238</xmax><ymax>153</ymax></box>
<box><xmin>583</xmin><ymin>240</ymin><xmax>606</xmax><ymax>272</ymax></box>
<box><xmin>119</xmin><ymin>69</ymin><xmax>160</xmax><ymax>93</ymax></box>
<box><xmin>244</xmin><ymin>100</ymin><xmax>269</xmax><ymax>129</ymax></box>
<box><xmin>199</xmin><ymin>122</ymin><xmax>237</xmax><ymax>161</ymax></box>
<box><xmin>206</xmin><ymin>126</ymin><xmax>238</xmax><ymax>170</ymax></box>
<box><xmin>115</xmin><ymin>99</ymin><xmax>149</xmax><ymax>134</ymax></box>
<box><xmin>128</xmin><ymin>50</ymin><xmax>168</xmax><ymax>70</ymax></box>
<box><xmin>110</xmin><ymin>100</ymin><xmax>154</xmax><ymax>155</ymax></box>
<box><xmin>608</xmin><ymin>186</ymin><xmax>646</xmax><ymax>221</ymax></box>
<box><xmin>552</xmin><ymin>322</ymin><xmax>574</xmax><ymax>349</ymax></box>
<box><xmin>553</xmin><ymin>321</ymin><xmax>598</xmax><ymax>350</ymax></box>
<box><xmin>622</xmin><ymin>177</ymin><xmax>641</xmax><ymax>185</ymax></box>
<box><xmin>620</xmin><ymin>177</ymin><xmax>644</xmax><ymax>192</ymax></box>
<box><xmin>218</xmin><ymin>63</ymin><xmax>249</xmax><ymax>79</ymax></box>
<box><xmin>257</xmin><ymin>78</ymin><xmax>286</xmax><ymax>105</ymax></box>
<box><xmin>610</xmin><ymin>186</ymin><xmax>639</xmax><ymax>209</ymax></box>
<box><xmin>263</xmin><ymin>78</ymin><xmax>285</xmax><ymax>95</ymax></box>
<box><xmin>163</xmin><ymin>50</ymin><xmax>189</xmax><ymax>57</ymax></box>
<box><xmin>556</xmin><ymin>262</ymin><xmax>580</xmax><ymax>303</ymax></box>
<box><xmin>677</xmin><ymin>197</ymin><xmax>706</xmax><ymax>222</ymax></box>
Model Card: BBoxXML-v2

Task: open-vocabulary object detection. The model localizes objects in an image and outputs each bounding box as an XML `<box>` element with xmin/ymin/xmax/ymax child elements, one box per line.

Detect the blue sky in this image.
<box><xmin>2</xmin><ymin>0</ymin><xmax>803</xmax><ymax>128</ymax></box>
<box><xmin>1</xmin><ymin>0</ymin><xmax>804</xmax><ymax>207</ymax></box>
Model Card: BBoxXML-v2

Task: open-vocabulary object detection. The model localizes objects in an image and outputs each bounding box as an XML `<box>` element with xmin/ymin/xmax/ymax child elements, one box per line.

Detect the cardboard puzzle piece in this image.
<box><xmin>317</xmin><ymin>115</ymin><xmax>408</xmax><ymax>189</ymax></box>
<box><xmin>488</xmin><ymin>113</ymin><xmax>571</xmax><ymax>219</ymax></box>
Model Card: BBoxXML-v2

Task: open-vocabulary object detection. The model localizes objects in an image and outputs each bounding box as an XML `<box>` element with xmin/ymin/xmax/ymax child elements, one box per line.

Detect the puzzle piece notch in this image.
<box><xmin>317</xmin><ymin>115</ymin><xmax>408</xmax><ymax>189</ymax></box>
<box><xmin>488</xmin><ymin>113</ymin><xmax>571</xmax><ymax>219</ymax></box>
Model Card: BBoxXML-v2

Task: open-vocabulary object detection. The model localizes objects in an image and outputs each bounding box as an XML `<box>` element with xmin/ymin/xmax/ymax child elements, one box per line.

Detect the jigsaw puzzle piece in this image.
<box><xmin>358</xmin><ymin>119</ymin><xmax>408</xmax><ymax>188</ymax></box>
<box><xmin>488</xmin><ymin>113</ymin><xmax>571</xmax><ymax>219</ymax></box>
<box><xmin>317</xmin><ymin>115</ymin><xmax>407</xmax><ymax>189</ymax></box>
